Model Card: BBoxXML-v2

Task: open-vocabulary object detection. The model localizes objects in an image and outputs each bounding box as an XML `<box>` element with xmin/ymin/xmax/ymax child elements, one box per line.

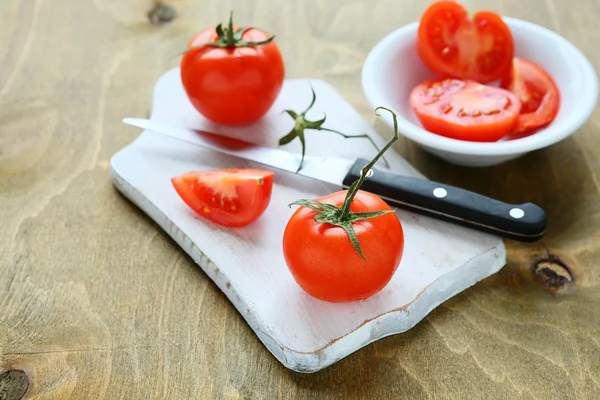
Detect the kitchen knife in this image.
<box><xmin>122</xmin><ymin>117</ymin><xmax>547</xmax><ymax>242</ymax></box>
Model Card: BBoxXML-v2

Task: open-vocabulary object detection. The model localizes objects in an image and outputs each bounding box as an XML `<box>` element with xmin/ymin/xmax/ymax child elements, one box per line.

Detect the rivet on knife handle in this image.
<box><xmin>342</xmin><ymin>158</ymin><xmax>547</xmax><ymax>242</ymax></box>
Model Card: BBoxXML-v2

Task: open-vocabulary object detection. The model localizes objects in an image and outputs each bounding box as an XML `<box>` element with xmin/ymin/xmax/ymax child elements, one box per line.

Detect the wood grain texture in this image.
<box><xmin>0</xmin><ymin>0</ymin><xmax>599</xmax><ymax>398</ymax></box>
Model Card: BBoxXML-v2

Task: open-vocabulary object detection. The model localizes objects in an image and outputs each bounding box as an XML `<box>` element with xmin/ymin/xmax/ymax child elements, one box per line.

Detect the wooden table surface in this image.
<box><xmin>1</xmin><ymin>0</ymin><xmax>599</xmax><ymax>398</ymax></box>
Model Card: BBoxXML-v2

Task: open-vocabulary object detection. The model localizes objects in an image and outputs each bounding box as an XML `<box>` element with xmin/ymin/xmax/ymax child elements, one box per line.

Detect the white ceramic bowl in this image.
<box><xmin>362</xmin><ymin>17</ymin><xmax>599</xmax><ymax>167</ymax></box>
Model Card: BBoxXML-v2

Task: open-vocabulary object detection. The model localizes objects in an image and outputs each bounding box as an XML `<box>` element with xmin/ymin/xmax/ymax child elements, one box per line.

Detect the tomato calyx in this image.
<box><xmin>183</xmin><ymin>11</ymin><xmax>275</xmax><ymax>52</ymax></box>
<box><xmin>288</xmin><ymin>199</ymin><xmax>394</xmax><ymax>259</ymax></box>
<box><xmin>287</xmin><ymin>106</ymin><xmax>399</xmax><ymax>259</ymax></box>
<box><xmin>279</xmin><ymin>85</ymin><xmax>388</xmax><ymax>172</ymax></box>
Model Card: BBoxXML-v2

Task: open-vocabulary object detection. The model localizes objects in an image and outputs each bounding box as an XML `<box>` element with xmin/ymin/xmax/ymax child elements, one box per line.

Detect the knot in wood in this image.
<box><xmin>0</xmin><ymin>370</ymin><xmax>29</xmax><ymax>400</ymax></box>
<box><xmin>533</xmin><ymin>257</ymin><xmax>574</xmax><ymax>288</ymax></box>
<box><xmin>147</xmin><ymin>3</ymin><xmax>176</xmax><ymax>26</ymax></box>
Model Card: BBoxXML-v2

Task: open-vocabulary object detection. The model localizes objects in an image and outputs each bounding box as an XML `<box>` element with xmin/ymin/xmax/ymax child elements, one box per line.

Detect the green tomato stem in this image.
<box><xmin>339</xmin><ymin>107</ymin><xmax>399</xmax><ymax>220</ymax></box>
<box><xmin>317</xmin><ymin>127</ymin><xmax>389</xmax><ymax>168</ymax></box>
<box><xmin>279</xmin><ymin>85</ymin><xmax>392</xmax><ymax>173</ymax></box>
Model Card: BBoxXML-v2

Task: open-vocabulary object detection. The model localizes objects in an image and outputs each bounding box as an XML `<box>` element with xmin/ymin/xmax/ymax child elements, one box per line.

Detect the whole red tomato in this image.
<box><xmin>282</xmin><ymin>107</ymin><xmax>405</xmax><ymax>303</ymax></box>
<box><xmin>180</xmin><ymin>14</ymin><xmax>285</xmax><ymax>126</ymax></box>
<box><xmin>282</xmin><ymin>190</ymin><xmax>405</xmax><ymax>303</ymax></box>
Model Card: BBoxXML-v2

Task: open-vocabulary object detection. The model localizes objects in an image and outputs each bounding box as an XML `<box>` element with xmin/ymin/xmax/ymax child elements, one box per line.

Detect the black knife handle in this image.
<box><xmin>342</xmin><ymin>158</ymin><xmax>547</xmax><ymax>242</ymax></box>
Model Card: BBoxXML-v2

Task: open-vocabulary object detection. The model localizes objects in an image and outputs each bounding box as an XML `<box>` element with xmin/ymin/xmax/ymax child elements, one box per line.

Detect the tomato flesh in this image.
<box><xmin>171</xmin><ymin>169</ymin><xmax>274</xmax><ymax>227</ymax></box>
<box><xmin>282</xmin><ymin>190</ymin><xmax>404</xmax><ymax>303</ymax></box>
<box><xmin>417</xmin><ymin>1</ymin><xmax>514</xmax><ymax>83</ymax></box>
<box><xmin>410</xmin><ymin>78</ymin><xmax>521</xmax><ymax>142</ymax></box>
<box><xmin>500</xmin><ymin>57</ymin><xmax>561</xmax><ymax>137</ymax></box>
<box><xmin>180</xmin><ymin>26</ymin><xmax>285</xmax><ymax>126</ymax></box>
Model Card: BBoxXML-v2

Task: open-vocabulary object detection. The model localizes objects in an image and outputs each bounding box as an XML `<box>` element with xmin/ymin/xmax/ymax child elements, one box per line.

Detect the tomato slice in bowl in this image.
<box><xmin>171</xmin><ymin>168</ymin><xmax>274</xmax><ymax>227</ymax></box>
<box><xmin>500</xmin><ymin>57</ymin><xmax>561</xmax><ymax>137</ymax></box>
<box><xmin>417</xmin><ymin>1</ymin><xmax>514</xmax><ymax>83</ymax></box>
<box><xmin>409</xmin><ymin>78</ymin><xmax>521</xmax><ymax>142</ymax></box>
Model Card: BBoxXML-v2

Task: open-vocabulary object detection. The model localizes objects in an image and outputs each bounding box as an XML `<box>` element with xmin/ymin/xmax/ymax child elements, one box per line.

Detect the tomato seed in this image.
<box><xmin>441</xmin><ymin>103</ymin><xmax>453</xmax><ymax>114</ymax></box>
<box><xmin>484</xmin><ymin>109</ymin><xmax>501</xmax><ymax>115</ymax></box>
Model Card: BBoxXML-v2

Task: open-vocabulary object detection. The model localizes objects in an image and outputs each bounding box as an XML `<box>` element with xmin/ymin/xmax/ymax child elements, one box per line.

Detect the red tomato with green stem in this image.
<box><xmin>283</xmin><ymin>190</ymin><xmax>404</xmax><ymax>302</ymax></box>
<box><xmin>417</xmin><ymin>1</ymin><xmax>514</xmax><ymax>83</ymax></box>
<box><xmin>410</xmin><ymin>78</ymin><xmax>521</xmax><ymax>142</ymax></box>
<box><xmin>282</xmin><ymin>107</ymin><xmax>405</xmax><ymax>303</ymax></box>
<box><xmin>171</xmin><ymin>168</ymin><xmax>274</xmax><ymax>228</ymax></box>
<box><xmin>180</xmin><ymin>12</ymin><xmax>285</xmax><ymax>126</ymax></box>
<box><xmin>500</xmin><ymin>57</ymin><xmax>561</xmax><ymax>137</ymax></box>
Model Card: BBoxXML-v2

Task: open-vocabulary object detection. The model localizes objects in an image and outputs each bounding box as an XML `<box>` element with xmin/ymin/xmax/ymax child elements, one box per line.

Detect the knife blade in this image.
<box><xmin>122</xmin><ymin>117</ymin><xmax>547</xmax><ymax>242</ymax></box>
<box><xmin>123</xmin><ymin>118</ymin><xmax>357</xmax><ymax>187</ymax></box>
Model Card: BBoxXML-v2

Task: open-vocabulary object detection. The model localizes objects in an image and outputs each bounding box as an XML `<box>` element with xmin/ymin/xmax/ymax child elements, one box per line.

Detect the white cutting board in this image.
<box><xmin>110</xmin><ymin>68</ymin><xmax>506</xmax><ymax>373</ymax></box>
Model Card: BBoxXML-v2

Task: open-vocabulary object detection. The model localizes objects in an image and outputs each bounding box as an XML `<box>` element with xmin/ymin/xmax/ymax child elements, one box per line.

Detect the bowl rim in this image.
<box><xmin>361</xmin><ymin>17</ymin><xmax>599</xmax><ymax>156</ymax></box>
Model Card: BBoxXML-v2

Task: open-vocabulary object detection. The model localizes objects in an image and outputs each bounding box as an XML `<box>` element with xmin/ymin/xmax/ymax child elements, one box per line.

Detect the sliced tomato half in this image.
<box><xmin>410</xmin><ymin>78</ymin><xmax>521</xmax><ymax>142</ymax></box>
<box><xmin>500</xmin><ymin>57</ymin><xmax>561</xmax><ymax>137</ymax></box>
<box><xmin>417</xmin><ymin>1</ymin><xmax>514</xmax><ymax>83</ymax></box>
<box><xmin>171</xmin><ymin>168</ymin><xmax>274</xmax><ymax>227</ymax></box>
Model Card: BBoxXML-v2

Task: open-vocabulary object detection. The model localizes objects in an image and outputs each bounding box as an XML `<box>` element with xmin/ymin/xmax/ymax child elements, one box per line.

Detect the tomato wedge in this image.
<box><xmin>410</xmin><ymin>78</ymin><xmax>521</xmax><ymax>142</ymax></box>
<box><xmin>500</xmin><ymin>57</ymin><xmax>561</xmax><ymax>137</ymax></box>
<box><xmin>171</xmin><ymin>168</ymin><xmax>274</xmax><ymax>227</ymax></box>
<box><xmin>417</xmin><ymin>1</ymin><xmax>514</xmax><ymax>83</ymax></box>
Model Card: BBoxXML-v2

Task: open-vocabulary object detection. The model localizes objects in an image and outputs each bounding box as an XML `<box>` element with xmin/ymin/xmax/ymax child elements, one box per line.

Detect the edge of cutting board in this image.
<box><xmin>110</xmin><ymin>162</ymin><xmax>505</xmax><ymax>372</ymax></box>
